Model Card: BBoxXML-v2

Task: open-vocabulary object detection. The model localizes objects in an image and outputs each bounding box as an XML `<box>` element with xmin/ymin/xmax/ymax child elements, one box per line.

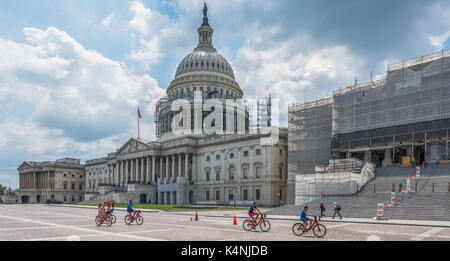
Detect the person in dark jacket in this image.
<box><xmin>319</xmin><ymin>202</ymin><xmax>326</xmax><ymax>220</ymax></box>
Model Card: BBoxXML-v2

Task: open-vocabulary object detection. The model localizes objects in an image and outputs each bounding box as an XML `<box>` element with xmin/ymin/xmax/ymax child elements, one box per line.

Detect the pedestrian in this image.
<box><xmin>112</xmin><ymin>200</ymin><xmax>116</xmax><ymax>211</ymax></box>
<box><xmin>107</xmin><ymin>200</ymin><xmax>111</xmax><ymax>210</ymax></box>
<box><xmin>332</xmin><ymin>202</ymin><xmax>342</xmax><ymax>219</ymax></box>
<box><xmin>319</xmin><ymin>202</ymin><xmax>326</xmax><ymax>220</ymax></box>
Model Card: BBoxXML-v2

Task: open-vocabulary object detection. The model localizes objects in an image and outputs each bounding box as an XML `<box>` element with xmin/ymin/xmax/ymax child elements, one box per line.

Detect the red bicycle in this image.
<box><xmin>95</xmin><ymin>214</ymin><xmax>112</xmax><ymax>227</ymax></box>
<box><xmin>124</xmin><ymin>210</ymin><xmax>144</xmax><ymax>225</ymax></box>
<box><xmin>243</xmin><ymin>212</ymin><xmax>271</xmax><ymax>232</ymax></box>
<box><xmin>292</xmin><ymin>216</ymin><xmax>326</xmax><ymax>237</ymax></box>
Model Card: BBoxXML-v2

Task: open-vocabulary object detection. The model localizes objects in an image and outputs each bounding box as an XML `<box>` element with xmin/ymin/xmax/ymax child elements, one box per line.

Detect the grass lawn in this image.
<box><xmin>78</xmin><ymin>203</ymin><xmax>247</xmax><ymax>211</ymax></box>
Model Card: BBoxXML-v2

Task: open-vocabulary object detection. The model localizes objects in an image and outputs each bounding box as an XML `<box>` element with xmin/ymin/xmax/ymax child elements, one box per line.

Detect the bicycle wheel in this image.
<box><xmin>110</xmin><ymin>214</ymin><xmax>117</xmax><ymax>224</ymax></box>
<box><xmin>124</xmin><ymin>215</ymin><xmax>132</xmax><ymax>225</ymax></box>
<box><xmin>242</xmin><ymin>219</ymin><xmax>254</xmax><ymax>231</ymax></box>
<box><xmin>259</xmin><ymin>220</ymin><xmax>271</xmax><ymax>232</ymax></box>
<box><xmin>292</xmin><ymin>223</ymin><xmax>305</xmax><ymax>236</ymax></box>
<box><xmin>313</xmin><ymin>224</ymin><xmax>327</xmax><ymax>238</ymax></box>
<box><xmin>136</xmin><ymin>215</ymin><xmax>144</xmax><ymax>225</ymax></box>
<box><xmin>105</xmin><ymin>218</ymin><xmax>112</xmax><ymax>227</ymax></box>
<box><xmin>95</xmin><ymin>215</ymin><xmax>101</xmax><ymax>226</ymax></box>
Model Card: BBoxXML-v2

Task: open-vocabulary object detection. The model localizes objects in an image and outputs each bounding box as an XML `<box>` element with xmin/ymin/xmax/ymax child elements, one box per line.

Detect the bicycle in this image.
<box><xmin>106</xmin><ymin>209</ymin><xmax>116</xmax><ymax>224</ymax></box>
<box><xmin>292</xmin><ymin>216</ymin><xmax>326</xmax><ymax>238</ymax></box>
<box><xmin>242</xmin><ymin>212</ymin><xmax>271</xmax><ymax>232</ymax></box>
<box><xmin>95</xmin><ymin>214</ymin><xmax>112</xmax><ymax>227</ymax></box>
<box><xmin>124</xmin><ymin>210</ymin><xmax>144</xmax><ymax>225</ymax></box>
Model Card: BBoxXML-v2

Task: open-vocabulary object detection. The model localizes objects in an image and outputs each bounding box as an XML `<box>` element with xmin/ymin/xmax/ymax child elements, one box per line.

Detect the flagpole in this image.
<box><xmin>138</xmin><ymin>106</ymin><xmax>140</xmax><ymax>140</ymax></box>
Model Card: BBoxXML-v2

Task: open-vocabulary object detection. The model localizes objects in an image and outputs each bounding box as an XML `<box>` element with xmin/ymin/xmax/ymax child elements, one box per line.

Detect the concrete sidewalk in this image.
<box><xmin>49</xmin><ymin>204</ymin><xmax>450</xmax><ymax>228</ymax></box>
<box><xmin>50</xmin><ymin>204</ymin><xmax>160</xmax><ymax>213</ymax></box>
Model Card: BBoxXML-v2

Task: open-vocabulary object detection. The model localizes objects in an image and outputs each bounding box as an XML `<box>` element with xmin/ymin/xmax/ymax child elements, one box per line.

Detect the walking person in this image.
<box><xmin>319</xmin><ymin>202</ymin><xmax>326</xmax><ymax>220</ymax></box>
<box><xmin>112</xmin><ymin>200</ymin><xmax>116</xmax><ymax>211</ymax></box>
<box><xmin>332</xmin><ymin>202</ymin><xmax>342</xmax><ymax>219</ymax></box>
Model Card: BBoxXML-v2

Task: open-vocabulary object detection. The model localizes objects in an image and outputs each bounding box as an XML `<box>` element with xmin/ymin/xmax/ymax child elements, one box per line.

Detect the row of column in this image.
<box><xmin>19</xmin><ymin>172</ymin><xmax>52</xmax><ymax>190</ymax></box>
<box><xmin>105</xmin><ymin>153</ymin><xmax>197</xmax><ymax>186</ymax></box>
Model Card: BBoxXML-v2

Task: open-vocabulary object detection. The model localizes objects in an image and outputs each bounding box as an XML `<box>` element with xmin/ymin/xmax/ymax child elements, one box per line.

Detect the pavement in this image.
<box><xmin>0</xmin><ymin>204</ymin><xmax>450</xmax><ymax>241</ymax></box>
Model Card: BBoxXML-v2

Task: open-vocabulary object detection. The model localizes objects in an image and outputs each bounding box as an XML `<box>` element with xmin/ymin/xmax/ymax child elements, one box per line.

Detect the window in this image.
<box><xmin>79</xmin><ymin>196</ymin><xmax>83</xmax><ymax>202</ymax></box>
<box><xmin>229</xmin><ymin>166</ymin><xmax>235</xmax><ymax>180</ymax></box>
<box><xmin>79</xmin><ymin>184</ymin><xmax>83</xmax><ymax>191</ymax></box>
<box><xmin>279</xmin><ymin>167</ymin><xmax>283</xmax><ymax>179</ymax></box>
<box><xmin>206</xmin><ymin>156</ymin><xmax>210</xmax><ymax>161</ymax></box>
<box><xmin>71</xmin><ymin>183</ymin><xmax>75</xmax><ymax>190</ymax></box>
<box><xmin>256</xmin><ymin>166</ymin><xmax>261</xmax><ymax>178</ymax></box>
<box><xmin>80</xmin><ymin>175</ymin><xmax>83</xmax><ymax>178</ymax></box>
<box><xmin>243</xmin><ymin>189</ymin><xmax>248</xmax><ymax>200</ymax></box>
<box><xmin>206</xmin><ymin>171</ymin><xmax>210</xmax><ymax>182</ymax></box>
<box><xmin>64</xmin><ymin>195</ymin><xmax>67</xmax><ymax>202</ymax></box>
<box><xmin>216</xmin><ymin>154</ymin><xmax>220</xmax><ymax>160</ymax></box>
<box><xmin>280</xmin><ymin>149</ymin><xmax>283</xmax><ymax>155</ymax></box>
<box><xmin>256</xmin><ymin>149</ymin><xmax>261</xmax><ymax>155</ymax></box>
<box><xmin>63</xmin><ymin>183</ymin><xmax>67</xmax><ymax>190</ymax></box>
<box><xmin>228</xmin><ymin>190</ymin><xmax>234</xmax><ymax>200</ymax></box>
<box><xmin>215</xmin><ymin>170</ymin><xmax>220</xmax><ymax>181</ymax></box>
<box><xmin>243</xmin><ymin>167</ymin><xmax>249</xmax><ymax>179</ymax></box>
<box><xmin>72</xmin><ymin>174</ymin><xmax>75</xmax><ymax>178</ymax></box>
<box><xmin>72</xmin><ymin>196</ymin><xmax>75</xmax><ymax>202</ymax></box>
<box><xmin>64</xmin><ymin>174</ymin><xmax>67</xmax><ymax>177</ymax></box>
<box><xmin>205</xmin><ymin>190</ymin><xmax>210</xmax><ymax>201</ymax></box>
<box><xmin>216</xmin><ymin>190</ymin><xmax>220</xmax><ymax>200</ymax></box>
<box><xmin>255</xmin><ymin>189</ymin><xmax>260</xmax><ymax>200</ymax></box>
<box><xmin>243</xmin><ymin>151</ymin><xmax>248</xmax><ymax>157</ymax></box>
<box><xmin>230</xmin><ymin>153</ymin><xmax>234</xmax><ymax>159</ymax></box>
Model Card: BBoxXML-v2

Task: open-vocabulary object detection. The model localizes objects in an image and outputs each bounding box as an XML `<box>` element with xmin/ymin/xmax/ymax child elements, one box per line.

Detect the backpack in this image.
<box><xmin>336</xmin><ymin>205</ymin><xmax>341</xmax><ymax>211</ymax></box>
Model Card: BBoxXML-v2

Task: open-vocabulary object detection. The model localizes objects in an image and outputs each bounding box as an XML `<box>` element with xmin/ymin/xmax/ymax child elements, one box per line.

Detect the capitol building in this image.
<box><xmin>83</xmin><ymin>8</ymin><xmax>288</xmax><ymax>207</ymax></box>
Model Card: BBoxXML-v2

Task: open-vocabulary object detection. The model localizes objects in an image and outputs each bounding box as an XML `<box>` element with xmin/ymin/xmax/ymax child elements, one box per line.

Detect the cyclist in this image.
<box><xmin>98</xmin><ymin>202</ymin><xmax>106</xmax><ymax>222</ymax></box>
<box><xmin>300</xmin><ymin>206</ymin><xmax>314</xmax><ymax>227</ymax></box>
<box><xmin>127</xmin><ymin>200</ymin><xmax>137</xmax><ymax>220</ymax></box>
<box><xmin>248</xmin><ymin>202</ymin><xmax>260</xmax><ymax>229</ymax></box>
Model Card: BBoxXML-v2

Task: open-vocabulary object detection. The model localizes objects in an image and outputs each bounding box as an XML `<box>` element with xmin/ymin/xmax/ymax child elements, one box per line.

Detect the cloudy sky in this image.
<box><xmin>1</xmin><ymin>0</ymin><xmax>449</xmax><ymax>188</ymax></box>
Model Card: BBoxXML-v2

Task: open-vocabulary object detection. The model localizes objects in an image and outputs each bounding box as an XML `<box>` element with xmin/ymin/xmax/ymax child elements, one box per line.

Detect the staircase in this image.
<box><xmin>269</xmin><ymin>164</ymin><xmax>450</xmax><ymax>221</ymax></box>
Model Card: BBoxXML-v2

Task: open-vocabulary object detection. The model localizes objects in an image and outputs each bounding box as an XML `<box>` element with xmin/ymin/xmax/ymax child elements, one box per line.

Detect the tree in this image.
<box><xmin>0</xmin><ymin>184</ymin><xmax>6</xmax><ymax>195</ymax></box>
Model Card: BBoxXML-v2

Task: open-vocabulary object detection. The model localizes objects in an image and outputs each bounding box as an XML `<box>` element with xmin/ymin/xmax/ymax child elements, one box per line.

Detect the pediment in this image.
<box><xmin>117</xmin><ymin>138</ymin><xmax>150</xmax><ymax>154</ymax></box>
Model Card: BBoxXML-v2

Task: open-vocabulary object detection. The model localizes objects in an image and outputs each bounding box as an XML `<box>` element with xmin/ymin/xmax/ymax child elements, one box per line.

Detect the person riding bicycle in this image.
<box><xmin>98</xmin><ymin>202</ymin><xmax>106</xmax><ymax>220</ymax></box>
<box><xmin>127</xmin><ymin>200</ymin><xmax>137</xmax><ymax>219</ymax></box>
<box><xmin>300</xmin><ymin>206</ymin><xmax>314</xmax><ymax>226</ymax></box>
<box><xmin>248</xmin><ymin>202</ymin><xmax>260</xmax><ymax>229</ymax></box>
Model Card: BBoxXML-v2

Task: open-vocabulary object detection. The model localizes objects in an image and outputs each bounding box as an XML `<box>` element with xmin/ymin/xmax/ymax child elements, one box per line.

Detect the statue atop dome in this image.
<box><xmin>202</xmin><ymin>3</ymin><xmax>209</xmax><ymax>26</ymax></box>
<box><xmin>203</xmin><ymin>3</ymin><xmax>208</xmax><ymax>17</ymax></box>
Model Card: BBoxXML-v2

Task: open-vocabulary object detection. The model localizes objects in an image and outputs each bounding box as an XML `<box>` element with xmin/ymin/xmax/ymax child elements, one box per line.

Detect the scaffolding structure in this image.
<box><xmin>288</xmin><ymin>50</ymin><xmax>450</xmax><ymax>204</ymax></box>
<box><xmin>332</xmin><ymin>50</ymin><xmax>450</xmax><ymax>166</ymax></box>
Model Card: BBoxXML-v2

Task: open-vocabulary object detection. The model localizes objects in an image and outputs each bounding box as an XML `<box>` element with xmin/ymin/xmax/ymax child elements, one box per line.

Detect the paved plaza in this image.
<box><xmin>0</xmin><ymin>205</ymin><xmax>449</xmax><ymax>241</ymax></box>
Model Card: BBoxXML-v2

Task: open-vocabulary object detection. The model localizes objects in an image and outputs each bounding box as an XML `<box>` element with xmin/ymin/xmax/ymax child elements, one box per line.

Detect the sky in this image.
<box><xmin>0</xmin><ymin>0</ymin><xmax>450</xmax><ymax>188</ymax></box>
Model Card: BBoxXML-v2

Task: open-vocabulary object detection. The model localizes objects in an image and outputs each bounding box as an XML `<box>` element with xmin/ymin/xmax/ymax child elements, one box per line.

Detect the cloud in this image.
<box><xmin>101</xmin><ymin>14</ymin><xmax>114</xmax><ymax>28</ymax></box>
<box><xmin>429</xmin><ymin>31</ymin><xmax>450</xmax><ymax>50</ymax></box>
<box><xmin>0</xmin><ymin>26</ymin><xmax>166</xmax><ymax>188</ymax></box>
<box><xmin>128</xmin><ymin>1</ymin><xmax>170</xmax><ymax>36</ymax></box>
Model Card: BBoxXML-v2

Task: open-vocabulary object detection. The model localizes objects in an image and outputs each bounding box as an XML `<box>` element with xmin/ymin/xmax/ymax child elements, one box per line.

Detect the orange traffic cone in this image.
<box><xmin>195</xmin><ymin>211</ymin><xmax>199</xmax><ymax>221</ymax></box>
<box><xmin>422</xmin><ymin>162</ymin><xmax>425</xmax><ymax>169</ymax></box>
<box><xmin>233</xmin><ymin>216</ymin><xmax>238</xmax><ymax>225</ymax></box>
<box><xmin>190</xmin><ymin>217</ymin><xmax>192</xmax><ymax>221</ymax></box>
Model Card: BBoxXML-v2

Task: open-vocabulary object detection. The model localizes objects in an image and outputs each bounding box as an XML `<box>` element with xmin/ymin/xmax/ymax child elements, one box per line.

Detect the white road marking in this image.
<box><xmin>0</xmin><ymin>214</ymin><xmax>166</xmax><ymax>241</ymax></box>
<box><xmin>410</xmin><ymin>228</ymin><xmax>444</xmax><ymax>241</ymax></box>
<box><xmin>0</xmin><ymin>224</ymin><xmax>94</xmax><ymax>231</ymax></box>
<box><xmin>15</xmin><ymin>234</ymin><xmax>101</xmax><ymax>241</ymax></box>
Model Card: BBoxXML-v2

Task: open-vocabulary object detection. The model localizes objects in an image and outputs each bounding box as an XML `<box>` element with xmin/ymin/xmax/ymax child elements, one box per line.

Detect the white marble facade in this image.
<box><xmin>85</xmin><ymin>131</ymin><xmax>288</xmax><ymax>206</ymax></box>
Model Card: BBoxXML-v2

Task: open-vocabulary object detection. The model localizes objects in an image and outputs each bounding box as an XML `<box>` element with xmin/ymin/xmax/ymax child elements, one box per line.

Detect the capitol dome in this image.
<box><xmin>166</xmin><ymin>9</ymin><xmax>242</xmax><ymax>99</ymax></box>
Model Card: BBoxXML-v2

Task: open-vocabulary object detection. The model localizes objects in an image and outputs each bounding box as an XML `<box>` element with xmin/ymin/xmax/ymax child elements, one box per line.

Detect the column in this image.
<box><xmin>125</xmin><ymin>160</ymin><xmax>129</xmax><ymax>184</ymax></box>
<box><xmin>193</xmin><ymin>154</ymin><xmax>197</xmax><ymax>183</ymax></box>
<box><xmin>140</xmin><ymin>157</ymin><xmax>144</xmax><ymax>184</ymax></box>
<box><xmin>171</xmin><ymin>154</ymin><xmax>175</xmax><ymax>181</ymax></box>
<box><xmin>152</xmin><ymin>156</ymin><xmax>156</xmax><ymax>183</ymax></box>
<box><xmin>48</xmin><ymin>171</ymin><xmax>50</xmax><ymax>190</ymax></box>
<box><xmin>132</xmin><ymin>159</ymin><xmax>136</xmax><ymax>183</ymax></box>
<box><xmin>159</xmin><ymin>156</ymin><xmax>163</xmax><ymax>181</ymax></box>
<box><xmin>178</xmin><ymin>153</ymin><xmax>182</xmax><ymax>179</ymax></box>
<box><xmin>165</xmin><ymin>155</ymin><xmax>169</xmax><ymax>181</ymax></box>
<box><xmin>146</xmin><ymin>156</ymin><xmax>150</xmax><ymax>184</ymax></box>
<box><xmin>106</xmin><ymin>164</ymin><xmax>110</xmax><ymax>184</ymax></box>
<box><xmin>185</xmin><ymin>153</ymin><xmax>189</xmax><ymax>180</ymax></box>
